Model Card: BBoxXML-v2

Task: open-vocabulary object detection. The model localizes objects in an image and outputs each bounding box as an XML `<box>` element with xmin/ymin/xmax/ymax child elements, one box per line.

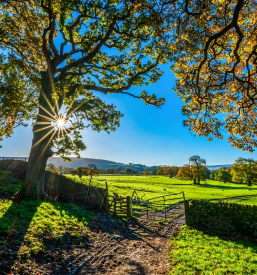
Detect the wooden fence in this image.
<box><xmin>108</xmin><ymin>195</ymin><xmax>132</xmax><ymax>217</ymax></box>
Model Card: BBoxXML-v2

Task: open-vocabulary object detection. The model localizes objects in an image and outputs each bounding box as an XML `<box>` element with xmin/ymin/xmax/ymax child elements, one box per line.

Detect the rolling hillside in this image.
<box><xmin>0</xmin><ymin>156</ymin><xmax>232</xmax><ymax>172</ymax></box>
<box><xmin>47</xmin><ymin>157</ymin><xmax>158</xmax><ymax>172</ymax></box>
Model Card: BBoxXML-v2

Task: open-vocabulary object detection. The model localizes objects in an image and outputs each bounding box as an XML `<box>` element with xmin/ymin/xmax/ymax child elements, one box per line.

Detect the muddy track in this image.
<box><xmin>70</xmin><ymin>204</ymin><xmax>185</xmax><ymax>275</ymax></box>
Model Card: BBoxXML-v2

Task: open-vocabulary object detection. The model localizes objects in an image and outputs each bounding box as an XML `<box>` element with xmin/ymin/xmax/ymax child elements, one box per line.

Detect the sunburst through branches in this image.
<box><xmin>52</xmin><ymin>114</ymin><xmax>68</xmax><ymax>130</ymax></box>
<box><xmin>32</xmin><ymin>93</ymin><xmax>82</xmax><ymax>151</ymax></box>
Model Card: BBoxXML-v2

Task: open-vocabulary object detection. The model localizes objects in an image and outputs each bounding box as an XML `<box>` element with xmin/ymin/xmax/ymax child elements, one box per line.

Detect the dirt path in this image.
<box><xmin>1</xmin><ymin>204</ymin><xmax>184</xmax><ymax>275</ymax></box>
<box><xmin>69</xmin><ymin>204</ymin><xmax>185</xmax><ymax>275</ymax></box>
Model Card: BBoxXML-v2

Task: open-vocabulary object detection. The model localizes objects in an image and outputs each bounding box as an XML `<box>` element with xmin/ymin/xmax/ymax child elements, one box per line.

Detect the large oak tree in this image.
<box><xmin>177</xmin><ymin>155</ymin><xmax>206</xmax><ymax>184</ymax></box>
<box><xmin>0</xmin><ymin>0</ymin><xmax>173</xmax><ymax>200</ymax></box>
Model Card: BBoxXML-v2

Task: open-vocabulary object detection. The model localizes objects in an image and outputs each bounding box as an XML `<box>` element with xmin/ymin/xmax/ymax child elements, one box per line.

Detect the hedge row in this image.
<box><xmin>0</xmin><ymin>160</ymin><xmax>108</xmax><ymax>210</ymax></box>
<box><xmin>187</xmin><ymin>200</ymin><xmax>257</xmax><ymax>238</ymax></box>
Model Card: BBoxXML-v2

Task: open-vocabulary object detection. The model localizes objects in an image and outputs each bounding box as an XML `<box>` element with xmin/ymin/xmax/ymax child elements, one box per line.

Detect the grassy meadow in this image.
<box><xmin>67</xmin><ymin>174</ymin><xmax>257</xmax><ymax>205</ymax></box>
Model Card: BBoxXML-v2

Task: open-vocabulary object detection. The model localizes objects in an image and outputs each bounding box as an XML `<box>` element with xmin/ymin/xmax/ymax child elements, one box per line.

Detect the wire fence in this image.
<box><xmin>0</xmin><ymin>157</ymin><xmax>28</xmax><ymax>161</ymax></box>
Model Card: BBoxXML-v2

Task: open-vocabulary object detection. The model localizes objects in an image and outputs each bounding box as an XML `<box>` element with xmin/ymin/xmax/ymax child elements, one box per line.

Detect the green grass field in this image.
<box><xmin>169</xmin><ymin>226</ymin><xmax>257</xmax><ymax>274</ymax></box>
<box><xmin>67</xmin><ymin>174</ymin><xmax>257</xmax><ymax>205</ymax></box>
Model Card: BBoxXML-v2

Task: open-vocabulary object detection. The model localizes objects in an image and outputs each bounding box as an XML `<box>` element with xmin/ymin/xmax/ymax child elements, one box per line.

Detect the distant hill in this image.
<box><xmin>47</xmin><ymin>157</ymin><xmax>158</xmax><ymax>172</ymax></box>
<box><xmin>207</xmin><ymin>164</ymin><xmax>232</xmax><ymax>170</ymax></box>
<box><xmin>1</xmin><ymin>156</ymin><xmax>232</xmax><ymax>172</ymax></box>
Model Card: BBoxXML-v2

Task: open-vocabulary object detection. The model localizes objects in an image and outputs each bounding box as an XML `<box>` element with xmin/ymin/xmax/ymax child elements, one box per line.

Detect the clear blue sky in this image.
<box><xmin>1</xmin><ymin>63</ymin><xmax>257</xmax><ymax>166</ymax></box>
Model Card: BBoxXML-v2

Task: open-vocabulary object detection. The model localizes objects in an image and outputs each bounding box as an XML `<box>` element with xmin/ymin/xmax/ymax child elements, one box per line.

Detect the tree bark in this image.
<box><xmin>16</xmin><ymin>71</ymin><xmax>56</xmax><ymax>201</ymax></box>
<box><xmin>193</xmin><ymin>179</ymin><xmax>196</xmax><ymax>184</ymax></box>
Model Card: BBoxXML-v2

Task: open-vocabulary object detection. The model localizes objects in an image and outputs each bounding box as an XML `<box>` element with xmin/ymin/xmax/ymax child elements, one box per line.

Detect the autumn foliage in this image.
<box><xmin>176</xmin><ymin>155</ymin><xmax>207</xmax><ymax>184</ymax></box>
<box><xmin>171</xmin><ymin>0</ymin><xmax>257</xmax><ymax>151</ymax></box>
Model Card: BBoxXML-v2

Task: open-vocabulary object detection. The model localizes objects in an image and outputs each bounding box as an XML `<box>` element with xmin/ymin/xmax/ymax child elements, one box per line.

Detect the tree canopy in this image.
<box><xmin>171</xmin><ymin>0</ymin><xmax>257</xmax><ymax>152</ymax></box>
<box><xmin>45</xmin><ymin>163</ymin><xmax>59</xmax><ymax>174</ymax></box>
<box><xmin>177</xmin><ymin>155</ymin><xmax>207</xmax><ymax>184</ymax></box>
<box><xmin>0</xmin><ymin>0</ymin><xmax>174</xmax><ymax>199</ymax></box>
<box><xmin>143</xmin><ymin>169</ymin><xmax>150</xmax><ymax>176</ymax></box>
<box><xmin>0</xmin><ymin>0</ymin><xmax>45</xmax><ymax>141</ymax></box>
<box><xmin>0</xmin><ymin>0</ymin><xmax>172</xmax><ymax>146</ymax></box>
<box><xmin>231</xmin><ymin>158</ymin><xmax>257</xmax><ymax>186</ymax></box>
<box><xmin>214</xmin><ymin>169</ymin><xmax>232</xmax><ymax>183</ymax></box>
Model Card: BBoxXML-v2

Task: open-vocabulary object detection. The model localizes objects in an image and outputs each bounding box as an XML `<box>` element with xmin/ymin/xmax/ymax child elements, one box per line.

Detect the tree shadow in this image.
<box><xmin>31</xmin><ymin>202</ymin><xmax>93</xmax><ymax>273</ymax></box>
<box><xmin>0</xmin><ymin>199</ymin><xmax>94</xmax><ymax>274</ymax></box>
<box><xmin>190</xmin><ymin>225</ymin><xmax>257</xmax><ymax>251</ymax></box>
<box><xmin>0</xmin><ymin>200</ymin><xmax>41</xmax><ymax>274</ymax></box>
<box><xmin>196</xmin><ymin>183</ymin><xmax>254</xmax><ymax>190</ymax></box>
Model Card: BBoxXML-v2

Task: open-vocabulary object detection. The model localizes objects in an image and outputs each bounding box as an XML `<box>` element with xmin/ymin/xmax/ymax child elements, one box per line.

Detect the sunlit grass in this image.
<box><xmin>169</xmin><ymin>226</ymin><xmax>257</xmax><ymax>274</ymax></box>
<box><xmin>0</xmin><ymin>199</ymin><xmax>93</xmax><ymax>261</ymax></box>
<box><xmin>67</xmin><ymin>175</ymin><xmax>257</xmax><ymax>204</ymax></box>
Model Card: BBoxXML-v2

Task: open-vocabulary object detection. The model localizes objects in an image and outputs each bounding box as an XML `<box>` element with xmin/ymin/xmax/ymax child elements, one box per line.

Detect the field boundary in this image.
<box><xmin>209</xmin><ymin>193</ymin><xmax>257</xmax><ymax>202</ymax></box>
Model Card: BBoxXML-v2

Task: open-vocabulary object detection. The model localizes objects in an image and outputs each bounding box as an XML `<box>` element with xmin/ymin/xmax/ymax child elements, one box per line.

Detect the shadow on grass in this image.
<box><xmin>0</xmin><ymin>200</ymin><xmax>41</xmax><ymax>274</ymax></box>
<box><xmin>0</xmin><ymin>199</ymin><xmax>94</xmax><ymax>274</ymax></box>
<box><xmin>189</xmin><ymin>224</ymin><xmax>257</xmax><ymax>251</ymax></box>
<box><xmin>195</xmin><ymin>183</ymin><xmax>254</xmax><ymax>190</ymax></box>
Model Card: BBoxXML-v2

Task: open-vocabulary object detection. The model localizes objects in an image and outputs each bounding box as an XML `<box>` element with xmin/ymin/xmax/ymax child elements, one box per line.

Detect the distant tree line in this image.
<box><xmin>210</xmin><ymin>158</ymin><xmax>257</xmax><ymax>186</ymax></box>
<box><xmin>47</xmin><ymin>156</ymin><xmax>257</xmax><ymax>187</ymax></box>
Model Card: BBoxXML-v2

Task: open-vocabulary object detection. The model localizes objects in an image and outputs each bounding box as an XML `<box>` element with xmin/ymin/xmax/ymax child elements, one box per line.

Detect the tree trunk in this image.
<box><xmin>198</xmin><ymin>178</ymin><xmax>200</xmax><ymax>184</ymax></box>
<box><xmin>247</xmin><ymin>180</ymin><xmax>252</xmax><ymax>186</ymax></box>
<box><xmin>15</xmin><ymin>71</ymin><xmax>56</xmax><ymax>201</ymax></box>
<box><xmin>193</xmin><ymin>179</ymin><xmax>196</xmax><ymax>184</ymax></box>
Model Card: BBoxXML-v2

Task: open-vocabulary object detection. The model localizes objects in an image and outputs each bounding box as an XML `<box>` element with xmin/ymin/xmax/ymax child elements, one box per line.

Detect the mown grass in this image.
<box><xmin>0</xmin><ymin>170</ymin><xmax>93</xmax><ymax>263</ymax></box>
<box><xmin>169</xmin><ymin>226</ymin><xmax>257</xmax><ymax>274</ymax></box>
<box><xmin>67</xmin><ymin>175</ymin><xmax>257</xmax><ymax>205</ymax></box>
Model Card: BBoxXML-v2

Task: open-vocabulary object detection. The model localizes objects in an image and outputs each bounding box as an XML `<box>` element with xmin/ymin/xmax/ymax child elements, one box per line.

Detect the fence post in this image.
<box><xmin>184</xmin><ymin>200</ymin><xmax>189</xmax><ymax>225</ymax></box>
<box><xmin>126</xmin><ymin>196</ymin><xmax>132</xmax><ymax>218</ymax></box>
<box><xmin>105</xmin><ymin>182</ymin><xmax>110</xmax><ymax>212</ymax></box>
<box><xmin>114</xmin><ymin>197</ymin><xmax>117</xmax><ymax>215</ymax></box>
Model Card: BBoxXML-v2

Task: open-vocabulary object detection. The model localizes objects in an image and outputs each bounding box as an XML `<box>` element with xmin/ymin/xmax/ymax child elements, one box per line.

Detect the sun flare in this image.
<box><xmin>56</xmin><ymin>118</ymin><xmax>65</xmax><ymax>129</ymax></box>
<box><xmin>52</xmin><ymin>114</ymin><xmax>68</xmax><ymax>130</ymax></box>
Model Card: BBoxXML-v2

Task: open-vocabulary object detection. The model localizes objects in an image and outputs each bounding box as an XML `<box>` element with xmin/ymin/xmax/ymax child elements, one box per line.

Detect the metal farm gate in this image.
<box><xmin>107</xmin><ymin>188</ymin><xmax>186</xmax><ymax>221</ymax></box>
<box><xmin>131</xmin><ymin>190</ymin><xmax>186</xmax><ymax>221</ymax></box>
